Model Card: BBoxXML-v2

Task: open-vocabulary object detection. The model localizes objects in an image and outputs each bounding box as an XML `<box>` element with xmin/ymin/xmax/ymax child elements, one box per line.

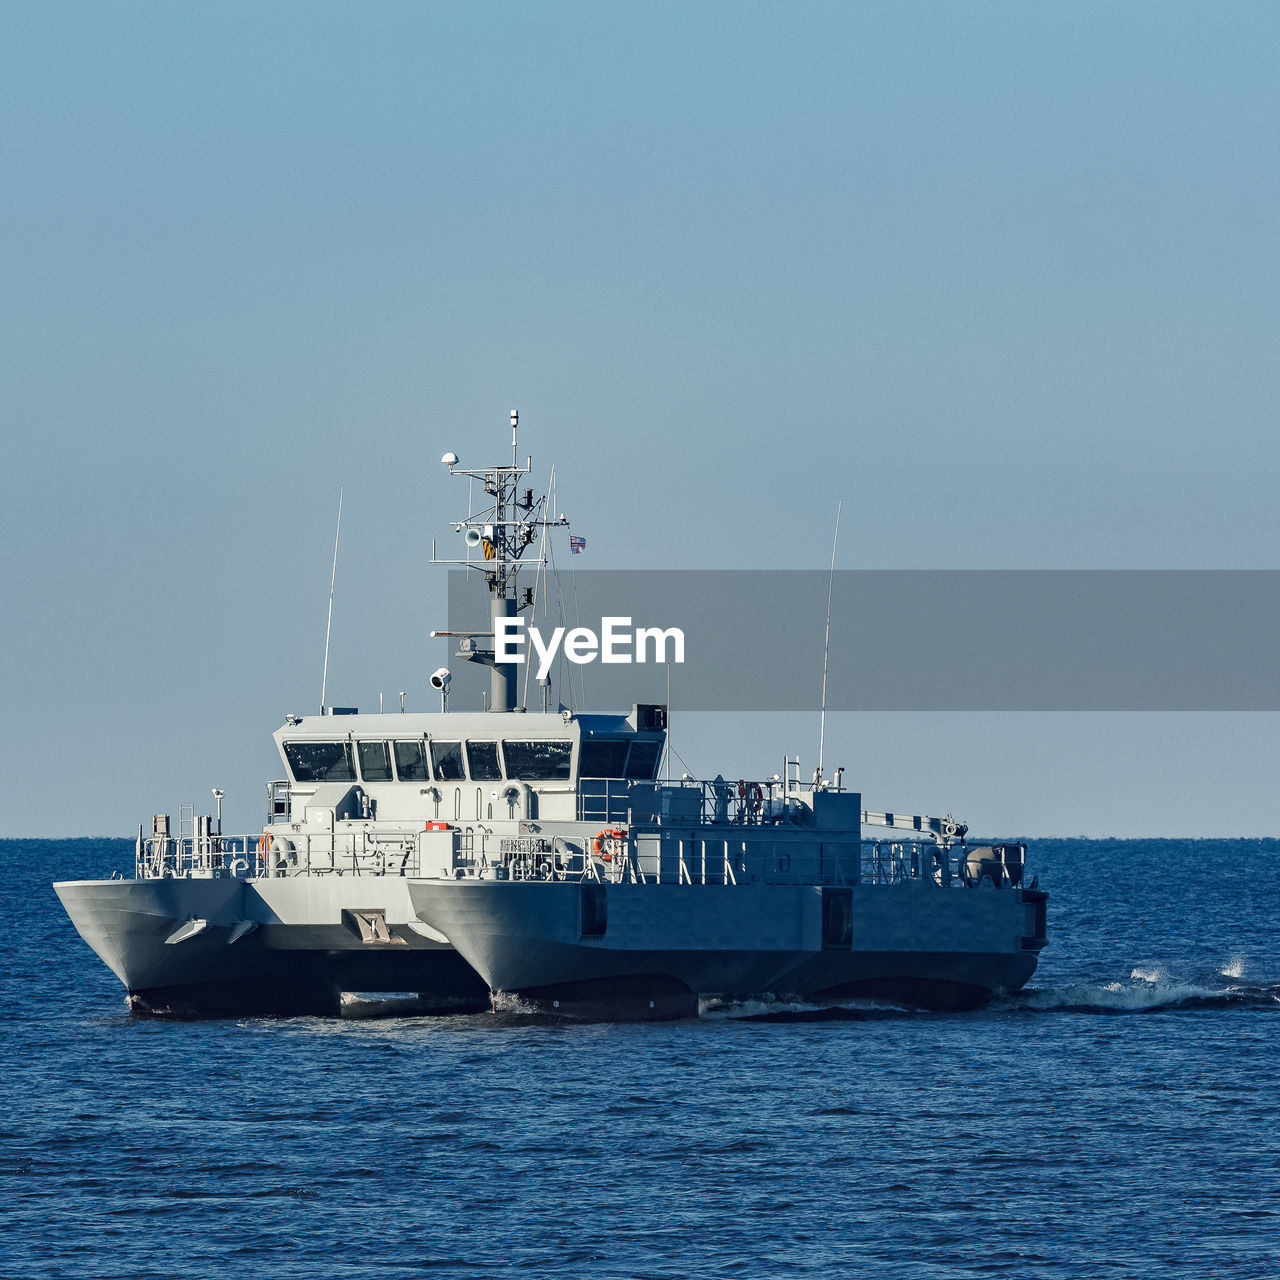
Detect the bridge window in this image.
<box><xmin>466</xmin><ymin>741</ymin><xmax>503</xmax><ymax>780</ymax></box>
<box><xmin>357</xmin><ymin>741</ymin><xmax>392</xmax><ymax>782</ymax></box>
<box><xmin>502</xmin><ymin>740</ymin><xmax>572</xmax><ymax>780</ymax></box>
<box><xmin>430</xmin><ymin>740</ymin><xmax>465</xmax><ymax>781</ymax></box>
<box><xmin>284</xmin><ymin>741</ymin><xmax>356</xmax><ymax>783</ymax></box>
<box><xmin>624</xmin><ymin>739</ymin><xmax>662</xmax><ymax>779</ymax></box>
<box><xmin>393</xmin><ymin>740</ymin><xmax>429</xmax><ymax>782</ymax></box>
<box><xmin>579</xmin><ymin>738</ymin><xmax>629</xmax><ymax>778</ymax></box>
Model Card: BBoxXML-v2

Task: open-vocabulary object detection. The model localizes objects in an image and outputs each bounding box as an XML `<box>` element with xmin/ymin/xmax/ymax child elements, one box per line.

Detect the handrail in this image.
<box><xmin>135</xmin><ymin>829</ymin><xmax>424</xmax><ymax>880</ymax></box>
<box><xmin>862</xmin><ymin>840</ymin><xmax>1027</xmax><ymax>888</ymax></box>
<box><xmin>576</xmin><ymin>776</ymin><xmax>806</xmax><ymax>827</ymax></box>
<box><xmin>135</xmin><ymin>828</ymin><xmax>1027</xmax><ymax>891</ymax></box>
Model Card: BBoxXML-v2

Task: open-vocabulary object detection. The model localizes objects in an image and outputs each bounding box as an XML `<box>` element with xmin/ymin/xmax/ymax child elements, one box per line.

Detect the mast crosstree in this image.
<box><xmin>430</xmin><ymin>410</ymin><xmax>568</xmax><ymax>712</ymax></box>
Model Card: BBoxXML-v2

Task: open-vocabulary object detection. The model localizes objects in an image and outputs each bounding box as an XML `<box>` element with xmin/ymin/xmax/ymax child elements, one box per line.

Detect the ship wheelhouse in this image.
<box><xmin>272</xmin><ymin>703</ymin><xmax>666</xmax><ymax>827</ymax></box>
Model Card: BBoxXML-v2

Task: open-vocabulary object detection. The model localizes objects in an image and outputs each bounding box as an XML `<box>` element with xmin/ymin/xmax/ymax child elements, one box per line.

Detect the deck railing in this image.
<box><xmin>496</xmin><ymin>831</ymin><xmax>856</xmax><ymax>888</ymax></box>
<box><xmin>861</xmin><ymin>839</ymin><xmax>1027</xmax><ymax>888</ymax></box>
<box><xmin>576</xmin><ymin>777</ymin><xmax>812</xmax><ymax>827</ymax></box>
<box><xmin>135</xmin><ymin>826</ymin><xmax>1025</xmax><ymax>891</ymax></box>
<box><xmin>135</xmin><ymin>830</ymin><xmax>425</xmax><ymax>880</ymax></box>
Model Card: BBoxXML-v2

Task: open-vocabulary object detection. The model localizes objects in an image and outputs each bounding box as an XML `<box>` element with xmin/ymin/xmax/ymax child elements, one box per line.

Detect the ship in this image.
<box><xmin>55</xmin><ymin>412</ymin><xmax>1047</xmax><ymax>1018</ymax></box>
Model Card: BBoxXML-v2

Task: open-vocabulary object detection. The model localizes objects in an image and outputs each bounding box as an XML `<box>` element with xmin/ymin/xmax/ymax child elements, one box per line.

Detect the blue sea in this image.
<box><xmin>3</xmin><ymin>837</ymin><xmax>1278</xmax><ymax>1278</ymax></box>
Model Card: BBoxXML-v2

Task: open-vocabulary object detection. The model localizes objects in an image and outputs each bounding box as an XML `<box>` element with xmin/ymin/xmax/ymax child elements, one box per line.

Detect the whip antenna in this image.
<box><xmin>320</xmin><ymin>485</ymin><xmax>343</xmax><ymax>712</ymax></box>
<box><xmin>817</xmin><ymin>500</ymin><xmax>841</xmax><ymax>785</ymax></box>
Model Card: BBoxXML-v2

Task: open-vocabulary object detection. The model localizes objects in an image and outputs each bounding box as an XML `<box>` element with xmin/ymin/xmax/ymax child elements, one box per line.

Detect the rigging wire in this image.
<box><xmin>522</xmin><ymin>461</ymin><xmax>555</xmax><ymax>711</ymax></box>
<box><xmin>319</xmin><ymin>485</ymin><xmax>344</xmax><ymax>713</ymax></box>
<box><xmin>817</xmin><ymin>499</ymin><xmax>842</xmax><ymax>784</ymax></box>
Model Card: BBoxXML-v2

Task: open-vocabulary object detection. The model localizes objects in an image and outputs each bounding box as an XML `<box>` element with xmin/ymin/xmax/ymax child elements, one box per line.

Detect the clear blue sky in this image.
<box><xmin>3</xmin><ymin>2</ymin><xmax>1278</xmax><ymax>836</ymax></box>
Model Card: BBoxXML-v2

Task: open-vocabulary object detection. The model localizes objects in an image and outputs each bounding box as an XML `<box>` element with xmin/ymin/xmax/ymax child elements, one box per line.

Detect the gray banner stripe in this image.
<box><xmin>446</xmin><ymin>571</ymin><xmax>1280</xmax><ymax>711</ymax></box>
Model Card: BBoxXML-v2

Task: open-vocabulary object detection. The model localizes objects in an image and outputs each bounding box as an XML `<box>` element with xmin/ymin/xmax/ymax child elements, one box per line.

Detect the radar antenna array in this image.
<box><xmin>430</xmin><ymin>411</ymin><xmax>569</xmax><ymax>712</ymax></box>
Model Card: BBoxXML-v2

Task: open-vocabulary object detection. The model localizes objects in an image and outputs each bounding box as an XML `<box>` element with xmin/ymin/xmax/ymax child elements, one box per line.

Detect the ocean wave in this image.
<box><xmin>698</xmin><ymin>995</ymin><xmax>913</xmax><ymax>1022</ymax></box>
<box><xmin>1004</xmin><ymin>974</ymin><xmax>1280</xmax><ymax>1014</ymax></box>
<box><xmin>489</xmin><ymin>990</ymin><xmax>538</xmax><ymax>1016</ymax></box>
<box><xmin>694</xmin><ymin>970</ymin><xmax>1280</xmax><ymax>1021</ymax></box>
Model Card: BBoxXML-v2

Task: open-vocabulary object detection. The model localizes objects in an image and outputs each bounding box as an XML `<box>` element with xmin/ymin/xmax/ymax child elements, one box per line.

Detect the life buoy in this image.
<box><xmin>591</xmin><ymin>827</ymin><xmax>627</xmax><ymax>862</ymax></box>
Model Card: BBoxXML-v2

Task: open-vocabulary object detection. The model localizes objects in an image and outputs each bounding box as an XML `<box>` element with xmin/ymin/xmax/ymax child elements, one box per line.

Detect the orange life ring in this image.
<box><xmin>591</xmin><ymin>828</ymin><xmax>627</xmax><ymax>862</ymax></box>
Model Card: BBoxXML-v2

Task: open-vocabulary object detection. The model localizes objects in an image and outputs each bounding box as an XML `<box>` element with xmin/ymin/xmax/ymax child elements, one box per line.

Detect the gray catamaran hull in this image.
<box><xmin>409</xmin><ymin>880</ymin><xmax>1047</xmax><ymax>1018</ymax></box>
<box><xmin>54</xmin><ymin>877</ymin><xmax>489</xmax><ymax>1017</ymax></box>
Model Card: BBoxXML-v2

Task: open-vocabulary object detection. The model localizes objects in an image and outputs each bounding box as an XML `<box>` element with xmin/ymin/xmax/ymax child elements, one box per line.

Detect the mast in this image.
<box><xmin>431</xmin><ymin>411</ymin><xmax>567</xmax><ymax>712</ymax></box>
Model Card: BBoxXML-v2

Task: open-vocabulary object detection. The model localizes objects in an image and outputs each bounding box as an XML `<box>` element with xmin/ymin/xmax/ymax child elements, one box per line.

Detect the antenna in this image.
<box><xmin>430</xmin><ymin>412</ymin><xmax>567</xmax><ymax>713</ymax></box>
<box><xmin>665</xmin><ymin>662</ymin><xmax>672</xmax><ymax>783</ymax></box>
<box><xmin>522</xmin><ymin>460</ymin><xmax>556</xmax><ymax>712</ymax></box>
<box><xmin>817</xmin><ymin>500</ymin><xmax>841</xmax><ymax>786</ymax></box>
<box><xmin>319</xmin><ymin>485</ymin><xmax>343</xmax><ymax>713</ymax></box>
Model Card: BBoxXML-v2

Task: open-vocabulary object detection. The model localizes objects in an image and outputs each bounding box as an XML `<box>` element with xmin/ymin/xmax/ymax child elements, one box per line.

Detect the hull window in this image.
<box><xmin>284</xmin><ymin>741</ymin><xmax>356</xmax><ymax>783</ymax></box>
<box><xmin>393</xmin><ymin>740</ymin><xmax>429</xmax><ymax>782</ymax></box>
<box><xmin>357</xmin><ymin>741</ymin><xmax>392</xmax><ymax>782</ymax></box>
<box><xmin>624</xmin><ymin>739</ymin><xmax>662</xmax><ymax>780</ymax></box>
<box><xmin>501</xmin><ymin>740</ymin><xmax>572</xmax><ymax>780</ymax></box>
<box><xmin>466</xmin><ymin>741</ymin><xmax>503</xmax><ymax>780</ymax></box>
<box><xmin>430</xmin><ymin>741</ymin><xmax>465</xmax><ymax>781</ymax></box>
<box><xmin>579</xmin><ymin>738</ymin><xmax>629</xmax><ymax>778</ymax></box>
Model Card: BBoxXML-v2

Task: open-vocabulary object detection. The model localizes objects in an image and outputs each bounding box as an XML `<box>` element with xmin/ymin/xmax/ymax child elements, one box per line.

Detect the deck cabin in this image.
<box><xmin>258</xmin><ymin>699</ymin><xmax>880</xmax><ymax>889</ymax></box>
<box><xmin>271</xmin><ymin>702</ymin><xmax>669</xmax><ymax>828</ymax></box>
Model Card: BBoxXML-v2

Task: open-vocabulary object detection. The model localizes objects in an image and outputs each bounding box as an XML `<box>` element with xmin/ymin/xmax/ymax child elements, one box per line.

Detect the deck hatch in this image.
<box><xmin>822</xmin><ymin>888</ymin><xmax>853</xmax><ymax>950</ymax></box>
<box><xmin>580</xmin><ymin>884</ymin><xmax>607</xmax><ymax>938</ymax></box>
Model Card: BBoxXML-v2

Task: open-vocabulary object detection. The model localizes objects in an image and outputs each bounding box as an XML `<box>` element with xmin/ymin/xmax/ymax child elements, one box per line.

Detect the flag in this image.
<box><xmin>482</xmin><ymin>539</ymin><xmax>495</xmax><ymax>561</ymax></box>
<box><xmin>569</xmin><ymin>535</ymin><xmax>586</xmax><ymax>555</ymax></box>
